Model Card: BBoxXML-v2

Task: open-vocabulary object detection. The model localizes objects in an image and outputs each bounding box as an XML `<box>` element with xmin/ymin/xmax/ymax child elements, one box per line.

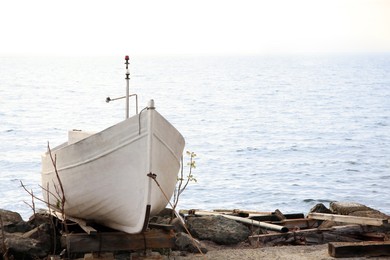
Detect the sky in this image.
<box><xmin>0</xmin><ymin>0</ymin><xmax>389</xmax><ymax>56</ymax></box>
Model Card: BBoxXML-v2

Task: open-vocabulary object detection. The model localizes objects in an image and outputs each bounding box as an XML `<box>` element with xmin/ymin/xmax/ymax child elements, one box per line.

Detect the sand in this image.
<box><xmin>175</xmin><ymin>244</ymin><xmax>390</xmax><ymax>260</ymax></box>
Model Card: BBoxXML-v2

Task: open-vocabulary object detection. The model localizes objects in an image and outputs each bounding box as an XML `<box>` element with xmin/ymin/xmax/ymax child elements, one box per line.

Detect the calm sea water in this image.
<box><xmin>1</xmin><ymin>54</ymin><xmax>389</xmax><ymax>219</ymax></box>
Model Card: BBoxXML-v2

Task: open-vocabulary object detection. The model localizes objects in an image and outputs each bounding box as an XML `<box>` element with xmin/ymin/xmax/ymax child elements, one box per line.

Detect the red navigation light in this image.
<box><xmin>125</xmin><ymin>55</ymin><xmax>129</xmax><ymax>60</ymax></box>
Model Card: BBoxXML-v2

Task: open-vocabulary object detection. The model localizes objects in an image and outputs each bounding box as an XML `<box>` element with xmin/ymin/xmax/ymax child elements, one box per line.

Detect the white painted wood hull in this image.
<box><xmin>41</xmin><ymin>107</ymin><xmax>185</xmax><ymax>233</ymax></box>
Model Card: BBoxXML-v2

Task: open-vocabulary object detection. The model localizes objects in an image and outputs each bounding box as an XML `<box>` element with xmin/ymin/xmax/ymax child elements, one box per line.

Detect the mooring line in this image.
<box><xmin>147</xmin><ymin>173</ymin><xmax>206</xmax><ymax>259</ymax></box>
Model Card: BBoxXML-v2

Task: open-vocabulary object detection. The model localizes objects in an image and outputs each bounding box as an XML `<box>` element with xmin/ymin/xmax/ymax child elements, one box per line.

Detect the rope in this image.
<box><xmin>147</xmin><ymin>173</ymin><xmax>206</xmax><ymax>259</ymax></box>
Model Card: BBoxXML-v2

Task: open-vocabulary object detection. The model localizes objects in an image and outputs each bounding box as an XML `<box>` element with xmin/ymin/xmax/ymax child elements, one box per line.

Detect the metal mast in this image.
<box><xmin>125</xmin><ymin>55</ymin><xmax>130</xmax><ymax>119</ymax></box>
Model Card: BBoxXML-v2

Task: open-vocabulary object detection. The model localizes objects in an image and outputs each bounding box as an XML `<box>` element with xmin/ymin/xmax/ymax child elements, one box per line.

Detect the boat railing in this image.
<box><xmin>106</xmin><ymin>94</ymin><xmax>139</xmax><ymax>115</ymax></box>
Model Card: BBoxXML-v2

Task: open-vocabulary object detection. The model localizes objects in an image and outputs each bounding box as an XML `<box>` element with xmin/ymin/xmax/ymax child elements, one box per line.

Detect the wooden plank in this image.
<box><xmin>48</xmin><ymin>210</ymin><xmax>97</xmax><ymax>235</ymax></box>
<box><xmin>66</xmin><ymin>216</ymin><xmax>97</xmax><ymax>235</ymax></box>
<box><xmin>148</xmin><ymin>223</ymin><xmax>174</xmax><ymax>231</ymax></box>
<box><xmin>308</xmin><ymin>213</ymin><xmax>388</xmax><ymax>226</ymax></box>
<box><xmin>328</xmin><ymin>241</ymin><xmax>390</xmax><ymax>258</ymax></box>
<box><xmin>189</xmin><ymin>210</ymin><xmax>288</xmax><ymax>232</ymax></box>
<box><xmin>249</xmin><ymin>213</ymin><xmax>305</xmax><ymax>222</ymax></box>
<box><xmin>273</xmin><ymin>209</ymin><xmax>286</xmax><ymax>220</ymax></box>
<box><xmin>62</xmin><ymin>229</ymin><xmax>175</xmax><ymax>253</ymax></box>
<box><xmin>249</xmin><ymin>225</ymin><xmax>365</xmax><ymax>246</ymax></box>
<box><xmin>272</xmin><ymin>218</ymin><xmax>319</xmax><ymax>229</ymax></box>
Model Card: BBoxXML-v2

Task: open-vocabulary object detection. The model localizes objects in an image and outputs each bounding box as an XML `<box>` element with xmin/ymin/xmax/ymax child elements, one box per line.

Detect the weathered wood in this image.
<box><xmin>189</xmin><ymin>210</ymin><xmax>288</xmax><ymax>232</ymax></box>
<box><xmin>328</xmin><ymin>241</ymin><xmax>390</xmax><ymax>258</ymax></box>
<box><xmin>272</xmin><ymin>218</ymin><xmax>319</xmax><ymax>229</ymax></box>
<box><xmin>249</xmin><ymin>225</ymin><xmax>367</xmax><ymax>246</ymax></box>
<box><xmin>182</xmin><ymin>209</ymin><xmax>304</xmax><ymax>222</ymax></box>
<box><xmin>66</xmin><ymin>216</ymin><xmax>97</xmax><ymax>235</ymax></box>
<box><xmin>148</xmin><ymin>223</ymin><xmax>175</xmax><ymax>231</ymax></box>
<box><xmin>49</xmin><ymin>210</ymin><xmax>97</xmax><ymax>235</ymax></box>
<box><xmin>273</xmin><ymin>209</ymin><xmax>286</xmax><ymax>220</ymax></box>
<box><xmin>62</xmin><ymin>229</ymin><xmax>175</xmax><ymax>253</ymax></box>
<box><xmin>308</xmin><ymin>213</ymin><xmax>388</xmax><ymax>226</ymax></box>
<box><xmin>249</xmin><ymin>213</ymin><xmax>305</xmax><ymax>222</ymax></box>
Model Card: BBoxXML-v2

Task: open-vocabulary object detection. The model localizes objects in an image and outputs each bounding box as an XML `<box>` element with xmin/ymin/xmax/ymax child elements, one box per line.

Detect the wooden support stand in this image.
<box><xmin>329</xmin><ymin>241</ymin><xmax>390</xmax><ymax>258</ymax></box>
<box><xmin>62</xmin><ymin>229</ymin><xmax>175</xmax><ymax>254</ymax></box>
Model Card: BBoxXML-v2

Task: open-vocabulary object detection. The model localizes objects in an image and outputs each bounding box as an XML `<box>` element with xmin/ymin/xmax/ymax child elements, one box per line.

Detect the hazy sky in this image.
<box><xmin>1</xmin><ymin>0</ymin><xmax>389</xmax><ymax>56</ymax></box>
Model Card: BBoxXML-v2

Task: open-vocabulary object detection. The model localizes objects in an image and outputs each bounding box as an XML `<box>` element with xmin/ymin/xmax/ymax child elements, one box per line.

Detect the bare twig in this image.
<box><xmin>21</xmin><ymin>186</ymin><xmax>36</xmax><ymax>216</ymax></box>
<box><xmin>20</xmin><ymin>181</ymin><xmax>60</xmax><ymax>209</ymax></box>
<box><xmin>46</xmin><ymin>143</ymin><xmax>68</xmax><ymax>233</ymax></box>
<box><xmin>47</xmin><ymin>143</ymin><xmax>66</xmax><ymax>214</ymax></box>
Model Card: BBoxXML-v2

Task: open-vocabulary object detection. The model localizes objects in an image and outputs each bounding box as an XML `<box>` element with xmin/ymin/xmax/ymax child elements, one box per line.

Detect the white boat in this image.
<box><xmin>41</xmin><ymin>57</ymin><xmax>185</xmax><ymax>234</ymax></box>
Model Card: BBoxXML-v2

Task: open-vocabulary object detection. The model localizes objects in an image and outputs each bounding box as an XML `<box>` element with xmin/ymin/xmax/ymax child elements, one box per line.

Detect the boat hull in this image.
<box><xmin>41</xmin><ymin>108</ymin><xmax>185</xmax><ymax>233</ymax></box>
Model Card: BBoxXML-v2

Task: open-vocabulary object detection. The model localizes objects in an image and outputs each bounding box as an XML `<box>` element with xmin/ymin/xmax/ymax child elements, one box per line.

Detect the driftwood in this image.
<box><xmin>186</xmin><ymin>209</ymin><xmax>304</xmax><ymax>222</ymax></box>
<box><xmin>188</xmin><ymin>210</ymin><xmax>288</xmax><ymax>233</ymax></box>
<box><xmin>308</xmin><ymin>212</ymin><xmax>388</xmax><ymax>226</ymax></box>
<box><xmin>329</xmin><ymin>241</ymin><xmax>390</xmax><ymax>258</ymax></box>
<box><xmin>249</xmin><ymin>213</ymin><xmax>305</xmax><ymax>222</ymax></box>
<box><xmin>248</xmin><ymin>225</ymin><xmax>384</xmax><ymax>246</ymax></box>
<box><xmin>272</xmin><ymin>218</ymin><xmax>319</xmax><ymax>229</ymax></box>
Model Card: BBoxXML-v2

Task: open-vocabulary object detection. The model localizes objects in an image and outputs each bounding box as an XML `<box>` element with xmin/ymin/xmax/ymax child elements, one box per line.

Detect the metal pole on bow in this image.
<box><xmin>125</xmin><ymin>55</ymin><xmax>130</xmax><ymax>119</ymax></box>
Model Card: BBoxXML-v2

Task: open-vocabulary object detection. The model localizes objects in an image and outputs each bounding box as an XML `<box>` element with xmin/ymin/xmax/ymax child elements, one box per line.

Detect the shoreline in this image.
<box><xmin>1</xmin><ymin>201</ymin><xmax>390</xmax><ymax>259</ymax></box>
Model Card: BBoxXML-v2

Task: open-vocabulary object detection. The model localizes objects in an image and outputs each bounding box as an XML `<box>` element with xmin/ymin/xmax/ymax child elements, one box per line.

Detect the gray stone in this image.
<box><xmin>309</xmin><ymin>203</ymin><xmax>332</xmax><ymax>214</ymax></box>
<box><xmin>330</xmin><ymin>201</ymin><xmax>389</xmax><ymax>218</ymax></box>
<box><xmin>175</xmin><ymin>232</ymin><xmax>208</xmax><ymax>253</ymax></box>
<box><xmin>0</xmin><ymin>209</ymin><xmax>55</xmax><ymax>259</ymax></box>
<box><xmin>171</xmin><ymin>217</ymin><xmax>185</xmax><ymax>233</ymax></box>
<box><xmin>5</xmin><ymin>234</ymin><xmax>50</xmax><ymax>259</ymax></box>
<box><xmin>0</xmin><ymin>209</ymin><xmax>23</xmax><ymax>226</ymax></box>
<box><xmin>186</xmin><ymin>215</ymin><xmax>250</xmax><ymax>245</ymax></box>
<box><xmin>0</xmin><ymin>209</ymin><xmax>33</xmax><ymax>233</ymax></box>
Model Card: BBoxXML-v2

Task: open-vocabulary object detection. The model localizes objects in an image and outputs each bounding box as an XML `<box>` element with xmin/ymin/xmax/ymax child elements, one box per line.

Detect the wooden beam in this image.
<box><xmin>48</xmin><ymin>210</ymin><xmax>98</xmax><ymax>235</ymax></box>
<box><xmin>249</xmin><ymin>213</ymin><xmax>305</xmax><ymax>222</ymax></box>
<box><xmin>308</xmin><ymin>213</ymin><xmax>388</xmax><ymax>226</ymax></box>
<box><xmin>273</xmin><ymin>209</ymin><xmax>286</xmax><ymax>220</ymax></box>
<box><xmin>66</xmin><ymin>216</ymin><xmax>97</xmax><ymax>235</ymax></box>
<box><xmin>328</xmin><ymin>241</ymin><xmax>390</xmax><ymax>258</ymax></box>
<box><xmin>189</xmin><ymin>210</ymin><xmax>288</xmax><ymax>232</ymax></box>
<box><xmin>62</xmin><ymin>229</ymin><xmax>175</xmax><ymax>253</ymax></box>
<box><xmin>272</xmin><ymin>218</ymin><xmax>319</xmax><ymax>229</ymax></box>
<box><xmin>249</xmin><ymin>225</ymin><xmax>365</xmax><ymax>246</ymax></box>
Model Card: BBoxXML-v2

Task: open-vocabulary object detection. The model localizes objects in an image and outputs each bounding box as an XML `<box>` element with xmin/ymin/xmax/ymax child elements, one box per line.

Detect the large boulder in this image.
<box><xmin>0</xmin><ymin>209</ymin><xmax>23</xmax><ymax>225</ymax></box>
<box><xmin>330</xmin><ymin>202</ymin><xmax>389</xmax><ymax>219</ymax></box>
<box><xmin>309</xmin><ymin>203</ymin><xmax>332</xmax><ymax>214</ymax></box>
<box><xmin>186</xmin><ymin>215</ymin><xmax>250</xmax><ymax>245</ymax></box>
<box><xmin>0</xmin><ymin>209</ymin><xmax>33</xmax><ymax>233</ymax></box>
<box><xmin>0</xmin><ymin>210</ymin><xmax>55</xmax><ymax>259</ymax></box>
<box><xmin>5</xmin><ymin>234</ymin><xmax>49</xmax><ymax>259</ymax></box>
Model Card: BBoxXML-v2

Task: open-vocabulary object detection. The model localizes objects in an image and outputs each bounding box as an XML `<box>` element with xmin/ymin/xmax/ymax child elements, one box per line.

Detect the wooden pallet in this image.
<box><xmin>61</xmin><ymin>229</ymin><xmax>175</xmax><ymax>254</ymax></box>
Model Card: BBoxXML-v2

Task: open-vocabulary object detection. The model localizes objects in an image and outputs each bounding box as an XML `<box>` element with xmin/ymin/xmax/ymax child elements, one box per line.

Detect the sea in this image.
<box><xmin>1</xmin><ymin>54</ymin><xmax>389</xmax><ymax>220</ymax></box>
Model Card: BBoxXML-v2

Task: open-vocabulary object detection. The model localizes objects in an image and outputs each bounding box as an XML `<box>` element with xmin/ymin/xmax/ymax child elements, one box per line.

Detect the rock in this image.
<box><xmin>170</xmin><ymin>218</ymin><xmax>185</xmax><ymax>233</ymax></box>
<box><xmin>186</xmin><ymin>215</ymin><xmax>250</xmax><ymax>245</ymax></box>
<box><xmin>330</xmin><ymin>202</ymin><xmax>389</xmax><ymax>219</ymax></box>
<box><xmin>3</xmin><ymin>220</ymin><xmax>33</xmax><ymax>233</ymax></box>
<box><xmin>0</xmin><ymin>210</ymin><xmax>57</xmax><ymax>259</ymax></box>
<box><xmin>5</xmin><ymin>234</ymin><xmax>50</xmax><ymax>259</ymax></box>
<box><xmin>0</xmin><ymin>209</ymin><xmax>33</xmax><ymax>233</ymax></box>
<box><xmin>0</xmin><ymin>209</ymin><xmax>23</xmax><ymax>225</ymax></box>
<box><xmin>309</xmin><ymin>203</ymin><xmax>332</xmax><ymax>214</ymax></box>
<box><xmin>28</xmin><ymin>212</ymin><xmax>53</xmax><ymax>227</ymax></box>
<box><xmin>175</xmin><ymin>232</ymin><xmax>208</xmax><ymax>254</ymax></box>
